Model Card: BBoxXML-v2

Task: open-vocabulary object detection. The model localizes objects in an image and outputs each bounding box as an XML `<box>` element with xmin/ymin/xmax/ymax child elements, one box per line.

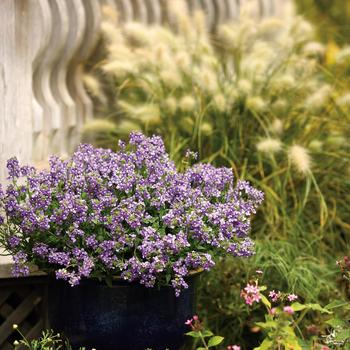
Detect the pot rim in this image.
<box><xmin>111</xmin><ymin>267</ymin><xmax>204</xmax><ymax>281</ymax></box>
<box><xmin>46</xmin><ymin>268</ymin><xmax>204</xmax><ymax>284</ymax></box>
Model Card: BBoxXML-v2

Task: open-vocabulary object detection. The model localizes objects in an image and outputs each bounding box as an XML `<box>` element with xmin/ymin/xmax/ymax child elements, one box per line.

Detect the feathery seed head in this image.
<box><xmin>159</xmin><ymin>69</ymin><xmax>182</xmax><ymax>89</ymax></box>
<box><xmin>213</xmin><ymin>94</ymin><xmax>226</xmax><ymax>112</ymax></box>
<box><xmin>270</xmin><ymin>119</ymin><xmax>284</xmax><ymax>135</ymax></box>
<box><xmin>303</xmin><ymin>42</ymin><xmax>325</xmax><ymax>58</ymax></box>
<box><xmin>200</xmin><ymin>122</ymin><xmax>213</xmax><ymax>136</ymax></box>
<box><xmin>123</xmin><ymin>22</ymin><xmax>151</xmax><ymax>47</ymax></box>
<box><xmin>246</xmin><ymin>96</ymin><xmax>266</xmax><ymax>113</ymax></box>
<box><xmin>179</xmin><ymin>96</ymin><xmax>196</xmax><ymax>112</ymax></box>
<box><xmin>237</xmin><ymin>79</ymin><xmax>252</xmax><ymax>95</ymax></box>
<box><xmin>288</xmin><ymin>145</ymin><xmax>312</xmax><ymax>174</ymax></box>
<box><xmin>256</xmin><ymin>138</ymin><xmax>282</xmax><ymax>154</ymax></box>
<box><xmin>164</xmin><ymin>97</ymin><xmax>177</xmax><ymax>114</ymax></box>
<box><xmin>271</xmin><ymin>99</ymin><xmax>288</xmax><ymax>114</ymax></box>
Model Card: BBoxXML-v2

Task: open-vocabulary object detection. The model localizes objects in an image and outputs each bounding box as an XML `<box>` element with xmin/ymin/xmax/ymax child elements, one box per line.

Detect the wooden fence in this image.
<box><xmin>0</xmin><ymin>0</ymin><xmax>292</xmax><ymax>183</ymax></box>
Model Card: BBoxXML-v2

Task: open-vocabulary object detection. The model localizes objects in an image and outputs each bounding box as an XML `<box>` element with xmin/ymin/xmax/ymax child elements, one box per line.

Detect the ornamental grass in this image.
<box><xmin>81</xmin><ymin>3</ymin><xmax>350</xmax><ymax>346</ymax></box>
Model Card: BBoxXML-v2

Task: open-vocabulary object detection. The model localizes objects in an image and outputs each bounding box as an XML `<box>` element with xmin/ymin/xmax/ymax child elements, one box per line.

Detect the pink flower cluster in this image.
<box><xmin>269</xmin><ymin>290</ymin><xmax>281</xmax><ymax>302</ymax></box>
<box><xmin>240</xmin><ymin>283</ymin><xmax>261</xmax><ymax>305</ymax></box>
<box><xmin>185</xmin><ymin>315</ymin><xmax>202</xmax><ymax>331</ymax></box>
<box><xmin>287</xmin><ymin>294</ymin><xmax>298</xmax><ymax>302</ymax></box>
<box><xmin>227</xmin><ymin>346</ymin><xmax>240</xmax><ymax>350</ymax></box>
<box><xmin>185</xmin><ymin>314</ymin><xmax>199</xmax><ymax>325</ymax></box>
<box><xmin>269</xmin><ymin>290</ymin><xmax>298</xmax><ymax>303</ymax></box>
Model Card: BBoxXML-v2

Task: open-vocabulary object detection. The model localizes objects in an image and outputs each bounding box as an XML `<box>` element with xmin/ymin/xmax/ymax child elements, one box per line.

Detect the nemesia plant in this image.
<box><xmin>0</xmin><ymin>132</ymin><xmax>263</xmax><ymax>295</ymax></box>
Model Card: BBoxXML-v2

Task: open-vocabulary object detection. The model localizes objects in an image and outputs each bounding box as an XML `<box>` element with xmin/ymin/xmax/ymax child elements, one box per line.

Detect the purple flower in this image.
<box><xmin>8</xmin><ymin>236</ymin><xmax>20</xmax><ymax>248</ymax></box>
<box><xmin>48</xmin><ymin>251</ymin><xmax>70</xmax><ymax>266</ymax></box>
<box><xmin>0</xmin><ymin>132</ymin><xmax>263</xmax><ymax>295</ymax></box>
<box><xmin>11</xmin><ymin>251</ymin><xmax>29</xmax><ymax>277</ymax></box>
<box><xmin>6</xmin><ymin>157</ymin><xmax>21</xmax><ymax>179</ymax></box>
<box><xmin>32</xmin><ymin>243</ymin><xmax>49</xmax><ymax>258</ymax></box>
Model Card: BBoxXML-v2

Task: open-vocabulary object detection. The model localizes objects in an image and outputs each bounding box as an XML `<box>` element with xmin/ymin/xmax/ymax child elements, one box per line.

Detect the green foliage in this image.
<box><xmin>239</xmin><ymin>278</ymin><xmax>350</xmax><ymax>350</ymax></box>
<box><xmin>12</xmin><ymin>326</ymin><xmax>87</xmax><ymax>350</ymax></box>
<box><xmin>184</xmin><ymin>316</ymin><xmax>228</xmax><ymax>349</ymax></box>
<box><xmin>197</xmin><ymin>241</ymin><xmax>341</xmax><ymax>347</ymax></box>
<box><xmin>295</xmin><ymin>0</ymin><xmax>350</xmax><ymax>45</ymax></box>
<box><xmin>84</xmin><ymin>5</ymin><xmax>350</xmax><ymax>349</ymax></box>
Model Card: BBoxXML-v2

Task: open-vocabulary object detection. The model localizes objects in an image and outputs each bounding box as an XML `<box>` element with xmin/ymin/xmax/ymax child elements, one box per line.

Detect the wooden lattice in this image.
<box><xmin>0</xmin><ymin>277</ymin><xmax>47</xmax><ymax>350</ymax></box>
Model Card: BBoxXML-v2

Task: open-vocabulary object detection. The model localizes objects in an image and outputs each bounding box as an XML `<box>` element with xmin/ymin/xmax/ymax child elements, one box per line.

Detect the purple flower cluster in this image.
<box><xmin>0</xmin><ymin>132</ymin><xmax>263</xmax><ymax>295</ymax></box>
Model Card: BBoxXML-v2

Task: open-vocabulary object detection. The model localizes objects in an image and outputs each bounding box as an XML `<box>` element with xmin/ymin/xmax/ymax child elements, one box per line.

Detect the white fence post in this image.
<box><xmin>0</xmin><ymin>0</ymin><xmax>101</xmax><ymax>269</ymax></box>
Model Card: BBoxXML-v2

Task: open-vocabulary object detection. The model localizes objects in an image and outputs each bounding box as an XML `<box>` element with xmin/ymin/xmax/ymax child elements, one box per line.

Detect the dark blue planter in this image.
<box><xmin>47</xmin><ymin>275</ymin><xmax>199</xmax><ymax>350</ymax></box>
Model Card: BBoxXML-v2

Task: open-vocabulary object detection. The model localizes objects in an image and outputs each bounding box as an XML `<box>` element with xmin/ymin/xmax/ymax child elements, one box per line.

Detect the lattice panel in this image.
<box><xmin>0</xmin><ymin>278</ymin><xmax>47</xmax><ymax>350</ymax></box>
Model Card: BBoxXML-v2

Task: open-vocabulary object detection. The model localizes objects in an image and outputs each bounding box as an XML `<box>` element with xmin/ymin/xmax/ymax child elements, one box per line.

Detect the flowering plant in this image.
<box><xmin>0</xmin><ymin>133</ymin><xmax>263</xmax><ymax>295</ymax></box>
<box><xmin>12</xmin><ymin>324</ymin><xmax>85</xmax><ymax>350</ymax></box>
<box><xmin>239</xmin><ymin>273</ymin><xmax>350</xmax><ymax>350</ymax></box>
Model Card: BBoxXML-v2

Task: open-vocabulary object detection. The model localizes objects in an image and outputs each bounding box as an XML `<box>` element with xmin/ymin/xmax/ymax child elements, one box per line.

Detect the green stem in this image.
<box><xmin>198</xmin><ymin>331</ymin><xmax>209</xmax><ymax>350</ymax></box>
<box><xmin>293</xmin><ymin>308</ymin><xmax>308</xmax><ymax>329</ymax></box>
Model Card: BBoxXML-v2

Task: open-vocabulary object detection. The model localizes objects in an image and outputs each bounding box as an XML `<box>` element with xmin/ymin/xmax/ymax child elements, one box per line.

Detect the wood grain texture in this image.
<box><xmin>0</xmin><ymin>0</ymin><xmax>32</xmax><ymax>184</ymax></box>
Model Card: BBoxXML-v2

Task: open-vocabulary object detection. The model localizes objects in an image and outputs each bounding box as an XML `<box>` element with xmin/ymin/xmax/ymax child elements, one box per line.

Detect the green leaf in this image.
<box><xmin>325</xmin><ymin>300</ymin><xmax>350</xmax><ymax>310</ymax></box>
<box><xmin>260</xmin><ymin>294</ymin><xmax>271</xmax><ymax>308</ymax></box>
<box><xmin>165</xmin><ymin>272</ymin><xmax>171</xmax><ymax>284</ymax></box>
<box><xmin>306</xmin><ymin>303</ymin><xmax>332</xmax><ymax>314</ymax></box>
<box><xmin>299</xmin><ymin>338</ymin><xmax>313</xmax><ymax>350</ymax></box>
<box><xmin>208</xmin><ymin>336</ymin><xmax>224</xmax><ymax>347</ymax></box>
<box><xmin>254</xmin><ymin>339</ymin><xmax>273</xmax><ymax>350</ymax></box>
<box><xmin>291</xmin><ymin>302</ymin><xmax>307</xmax><ymax>312</ymax></box>
<box><xmin>196</xmin><ymin>348</ymin><xmax>206</xmax><ymax>350</ymax></box>
<box><xmin>202</xmin><ymin>330</ymin><xmax>214</xmax><ymax>337</ymax></box>
<box><xmin>256</xmin><ymin>321</ymin><xmax>277</xmax><ymax>329</ymax></box>
<box><xmin>186</xmin><ymin>331</ymin><xmax>201</xmax><ymax>338</ymax></box>
<box><xmin>335</xmin><ymin>329</ymin><xmax>350</xmax><ymax>342</ymax></box>
<box><xmin>326</xmin><ymin>318</ymin><xmax>347</xmax><ymax>328</ymax></box>
<box><xmin>105</xmin><ymin>276</ymin><xmax>113</xmax><ymax>288</ymax></box>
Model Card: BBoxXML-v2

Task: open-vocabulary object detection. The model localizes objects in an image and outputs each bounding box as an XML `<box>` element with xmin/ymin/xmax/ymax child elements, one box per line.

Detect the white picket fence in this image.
<box><xmin>0</xmin><ymin>0</ymin><xmax>291</xmax><ymax>269</ymax></box>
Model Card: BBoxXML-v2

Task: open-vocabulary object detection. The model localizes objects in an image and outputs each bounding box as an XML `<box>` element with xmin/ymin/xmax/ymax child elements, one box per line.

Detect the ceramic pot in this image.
<box><xmin>47</xmin><ymin>273</ymin><xmax>199</xmax><ymax>350</ymax></box>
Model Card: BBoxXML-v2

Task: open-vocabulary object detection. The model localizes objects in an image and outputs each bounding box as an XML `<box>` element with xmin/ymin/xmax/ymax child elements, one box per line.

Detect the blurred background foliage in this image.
<box><xmin>83</xmin><ymin>2</ymin><xmax>350</xmax><ymax>349</ymax></box>
<box><xmin>295</xmin><ymin>0</ymin><xmax>350</xmax><ymax>45</ymax></box>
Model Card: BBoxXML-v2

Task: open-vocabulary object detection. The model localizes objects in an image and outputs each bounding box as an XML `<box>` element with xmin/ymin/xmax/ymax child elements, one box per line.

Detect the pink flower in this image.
<box><xmin>245</xmin><ymin>284</ymin><xmax>259</xmax><ymax>294</ymax></box>
<box><xmin>227</xmin><ymin>346</ymin><xmax>240</xmax><ymax>350</ymax></box>
<box><xmin>269</xmin><ymin>307</ymin><xmax>277</xmax><ymax>315</ymax></box>
<box><xmin>241</xmin><ymin>282</ymin><xmax>261</xmax><ymax>306</ymax></box>
<box><xmin>268</xmin><ymin>290</ymin><xmax>281</xmax><ymax>302</ymax></box>
<box><xmin>244</xmin><ymin>295</ymin><xmax>254</xmax><ymax>305</ymax></box>
<box><xmin>283</xmin><ymin>306</ymin><xmax>294</xmax><ymax>315</ymax></box>
<box><xmin>185</xmin><ymin>319</ymin><xmax>193</xmax><ymax>325</ymax></box>
<box><xmin>252</xmin><ymin>293</ymin><xmax>262</xmax><ymax>303</ymax></box>
<box><xmin>321</xmin><ymin>347</ymin><xmax>330</xmax><ymax>350</ymax></box>
<box><xmin>193</xmin><ymin>315</ymin><xmax>199</xmax><ymax>321</ymax></box>
<box><xmin>287</xmin><ymin>294</ymin><xmax>298</xmax><ymax>302</ymax></box>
